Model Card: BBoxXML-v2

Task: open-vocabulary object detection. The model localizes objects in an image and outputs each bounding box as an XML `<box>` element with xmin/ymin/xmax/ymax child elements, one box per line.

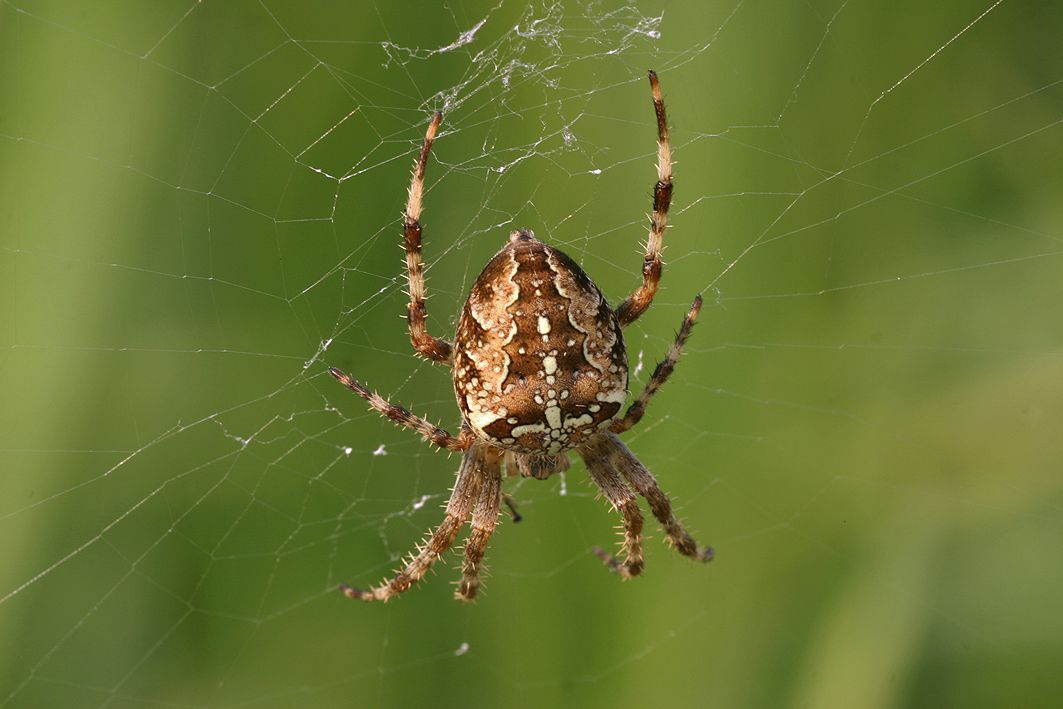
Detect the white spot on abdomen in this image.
<box><xmin>564</xmin><ymin>413</ymin><xmax>593</xmax><ymax>430</ymax></box>
<box><xmin>512</xmin><ymin>422</ymin><xmax>547</xmax><ymax>438</ymax></box>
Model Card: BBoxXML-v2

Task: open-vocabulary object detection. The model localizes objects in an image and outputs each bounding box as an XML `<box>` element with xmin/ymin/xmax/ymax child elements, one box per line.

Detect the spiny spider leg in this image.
<box><xmin>611</xmin><ymin>294</ymin><xmax>702</xmax><ymax>434</ymax></box>
<box><xmin>603</xmin><ymin>432</ymin><xmax>714</xmax><ymax>562</ymax></box>
<box><xmin>456</xmin><ymin>453</ymin><xmax>503</xmax><ymax>601</ymax></box>
<box><xmin>582</xmin><ymin>446</ymin><xmax>645</xmax><ymax>579</ymax></box>
<box><xmin>341</xmin><ymin>445</ymin><xmax>488</xmax><ymax>601</ymax></box>
<box><xmin>404</xmin><ymin>112</ymin><xmax>454</xmax><ymax>364</ymax></box>
<box><xmin>329</xmin><ymin>367</ymin><xmax>471</xmax><ymax>452</ymax></box>
<box><xmin>617</xmin><ymin>70</ymin><xmax>674</xmax><ymax>327</ymax></box>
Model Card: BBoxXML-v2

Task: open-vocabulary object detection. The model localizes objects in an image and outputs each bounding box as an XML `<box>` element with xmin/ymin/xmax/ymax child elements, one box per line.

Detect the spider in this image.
<box><xmin>329</xmin><ymin>71</ymin><xmax>712</xmax><ymax>602</ymax></box>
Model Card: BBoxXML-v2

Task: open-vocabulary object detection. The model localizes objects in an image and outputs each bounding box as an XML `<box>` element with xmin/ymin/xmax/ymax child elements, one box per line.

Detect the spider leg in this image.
<box><xmin>456</xmin><ymin>453</ymin><xmax>503</xmax><ymax>601</ymax></box>
<box><xmin>404</xmin><ymin>112</ymin><xmax>455</xmax><ymax>365</ymax></box>
<box><xmin>580</xmin><ymin>441</ymin><xmax>645</xmax><ymax>579</ymax></box>
<box><xmin>329</xmin><ymin>367</ymin><xmax>471</xmax><ymax>452</ymax></box>
<box><xmin>616</xmin><ymin>70</ymin><xmax>673</xmax><ymax>327</ymax></box>
<box><xmin>588</xmin><ymin>432</ymin><xmax>713</xmax><ymax>563</ymax></box>
<box><xmin>341</xmin><ymin>445</ymin><xmax>487</xmax><ymax>601</ymax></box>
<box><xmin>611</xmin><ymin>295</ymin><xmax>702</xmax><ymax>434</ymax></box>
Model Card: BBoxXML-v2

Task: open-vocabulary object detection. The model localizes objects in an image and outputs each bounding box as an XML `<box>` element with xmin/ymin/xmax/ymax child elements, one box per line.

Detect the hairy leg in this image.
<box><xmin>456</xmin><ymin>452</ymin><xmax>503</xmax><ymax>601</ymax></box>
<box><xmin>596</xmin><ymin>432</ymin><xmax>713</xmax><ymax>563</ymax></box>
<box><xmin>403</xmin><ymin>112</ymin><xmax>454</xmax><ymax>364</ymax></box>
<box><xmin>341</xmin><ymin>444</ymin><xmax>488</xmax><ymax>601</ymax></box>
<box><xmin>329</xmin><ymin>367</ymin><xmax>472</xmax><ymax>452</ymax></box>
<box><xmin>611</xmin><ymin>295</ymin><xmax>702</xmax><ymax>434</ymax></box>
<box><xmin>616</xmin><ymin>70</ymin><xmax>674</xmax><ymax>327</ymax></box>
<box><xmin>580</xmin><ymin>437</ymin><xmax>646</xmax><ymax>579</ymax></box>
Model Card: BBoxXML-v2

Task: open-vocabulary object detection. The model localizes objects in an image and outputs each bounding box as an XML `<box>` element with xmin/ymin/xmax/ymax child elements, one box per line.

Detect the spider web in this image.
<box><xmin>2</xmin><ymin>0</ymin><xmax>1063</xmax><ymax>706</ymax></box>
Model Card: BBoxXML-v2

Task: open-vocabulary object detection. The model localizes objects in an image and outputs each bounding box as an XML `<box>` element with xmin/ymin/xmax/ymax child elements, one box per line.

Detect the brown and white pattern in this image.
<box><xmin>453</xmin><ymin>230</ymin><xmax>628</xmax><ymax>459</ymax></box>
<box><xmin>329</xmin><ymin>71</ymin><xmax>712</xmax><ymax>603</ymax></box>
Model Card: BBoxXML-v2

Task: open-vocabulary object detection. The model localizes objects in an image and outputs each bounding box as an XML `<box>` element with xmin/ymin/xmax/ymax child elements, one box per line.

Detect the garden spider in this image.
<box><xmin>330</xmin><ymin>71</ymin><xmax>712</xmax><ymax>602</ymax></box>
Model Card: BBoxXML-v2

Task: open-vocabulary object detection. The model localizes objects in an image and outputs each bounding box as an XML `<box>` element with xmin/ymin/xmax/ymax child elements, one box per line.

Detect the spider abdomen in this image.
<box><xmin>454</xmin><ymin>230</ymin><xmax>628</xmax><ymax>455</ymax></box>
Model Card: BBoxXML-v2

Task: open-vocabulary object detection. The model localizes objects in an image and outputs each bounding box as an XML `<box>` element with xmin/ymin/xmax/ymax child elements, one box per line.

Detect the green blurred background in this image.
<box><xmin>2</xmin><ymin>1</ymin><xmax>1062</xmax><ymax>707</ymax></box>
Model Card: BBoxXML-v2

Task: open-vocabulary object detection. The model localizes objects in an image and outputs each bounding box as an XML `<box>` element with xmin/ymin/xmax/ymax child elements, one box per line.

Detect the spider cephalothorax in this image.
<box><xmin>330</xmin><ymin>71</ymin><xmax>713</xmax><ymax>603</ymax></box>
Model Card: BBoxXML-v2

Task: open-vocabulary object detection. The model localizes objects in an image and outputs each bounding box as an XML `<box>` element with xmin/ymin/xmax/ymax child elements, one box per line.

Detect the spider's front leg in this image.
<box><xmin>616</xmin><ymin>70</ymin><xmax>673</xmax><ymax>327</ymax></box>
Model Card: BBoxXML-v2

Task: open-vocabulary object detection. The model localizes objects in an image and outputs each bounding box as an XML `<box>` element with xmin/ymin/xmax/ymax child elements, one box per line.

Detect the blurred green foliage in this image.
<box><xmin>2</xmin><ymin>1</ymin><xmax>1062</xmax><ymax>707</ymax></box>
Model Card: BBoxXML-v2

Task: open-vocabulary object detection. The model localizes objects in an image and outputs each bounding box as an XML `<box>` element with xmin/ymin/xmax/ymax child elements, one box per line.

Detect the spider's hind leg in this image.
<box><xmin>616</xmin><ymin>70</ymin><xmax>673</xmax><ymax>327</ymax></box>
<box><xmin>403</xmin><ymin>112</ymin><xmax>455</xmax><ymax>365</ymax></box>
